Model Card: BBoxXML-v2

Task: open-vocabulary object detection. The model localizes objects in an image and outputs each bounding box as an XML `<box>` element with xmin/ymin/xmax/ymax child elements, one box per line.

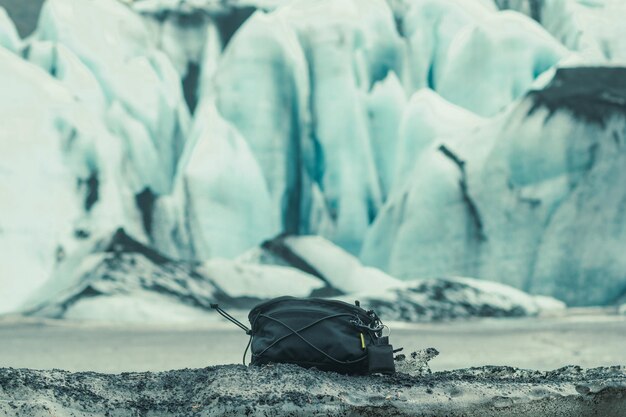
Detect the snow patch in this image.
<box><xmin>64</xmin><ymin>293</ymin><xmax>216</xmax><ymax>323</ymax></box>
<box><xmin>201</xmin><ymin>259</ymin><xmax>324</xmax><ymax>299</ymax></box>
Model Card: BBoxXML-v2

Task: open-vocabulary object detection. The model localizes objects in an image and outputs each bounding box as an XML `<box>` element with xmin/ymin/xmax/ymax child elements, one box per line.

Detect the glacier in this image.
<box><xmin>201</xmin><ymin>0</ymin><xmax>566</xmax><ymax>255</ymax></box>
<box><xmin>0</xmin><ymin>0</ymin><xmax>191</xmax><ymax>314</ymax></box>
<box><xmin>362</xmin><ymin>67</ymin><xmax>626</xmax><ymax>306</ymax></box>
<box><xmin>0</xmin><ymin>43</ymin><xmax>144</xmax><ymax>314</ymax></box>
<box><xmin>0</xmin><ymin>0</ymin><xmax>625</xmax><ymax>318</ymax></box>
<box><xmin>35</xmin><ymin>0</ymin><xmax>191</xmax><ymax>195</ymax></box>
<box><xmin>210</xmin><ymin>10</ymin><xmax>311</xmax><ymax>237</ymax></box>
<box><xmin>496</xmin><ymin>0</ymin><xmax>626</xmax><ymax>63</ymax></box>
<box><xmin>394</xmin><ymin>0</ymin><xmax>566</xmax><ymax>116</ymax></box>
<box><xmin>207</xmin><ymin>0</ymin><xmax>405</xmax><ymax>253</ymax></box>
<box><xmin>0</xmin><ymin>7</ymin><xmax>21</xmax><ymax>53</ymax></box>
<box><xmin>365</xmin><ymin>72</ymin><xmax>407</xmax><ymax>198</ymax></box>
<box><xmin>151</xmin><ymin>99</ymin><xmax>280</xmax><ymax>260</ymax></box>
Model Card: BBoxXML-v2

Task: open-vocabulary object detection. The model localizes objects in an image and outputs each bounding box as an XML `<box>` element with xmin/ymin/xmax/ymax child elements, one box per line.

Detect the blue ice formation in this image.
<box><xmin>0</xmin><ymin>0</ymin><xmax>624</xmax><ymax>315</ymax></box>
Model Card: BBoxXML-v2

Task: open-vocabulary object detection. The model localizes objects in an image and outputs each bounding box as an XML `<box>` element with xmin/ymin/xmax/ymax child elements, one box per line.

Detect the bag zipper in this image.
<box><xmin>249</xmin><ymin>296</ymin><xmax>372</xmax><ymax>321</ymax></box>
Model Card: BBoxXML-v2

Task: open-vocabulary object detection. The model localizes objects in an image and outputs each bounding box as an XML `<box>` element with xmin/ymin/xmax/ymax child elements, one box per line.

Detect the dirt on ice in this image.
<box><xmin>1</xmin><ymin>363</ymin><xmax>625</xmax><ymax>417</ymax></box>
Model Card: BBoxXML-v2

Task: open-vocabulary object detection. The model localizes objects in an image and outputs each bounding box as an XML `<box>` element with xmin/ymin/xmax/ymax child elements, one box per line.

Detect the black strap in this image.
<box><xmin>210</xmin><ymin>304</ymin><xmax>251</xmax><ymax>334</ymax></box>
<box><xmin>254</xmin><ymin>313</ymin><xmax>368</xmax><ymax>365</ymax></box>
<box><xmin>242</xmin><ymin>332</ymin><xmax>253</xmax><ymax>366</ymax></box>
<box><xmin>211</xmin><ymin>305</ymin><xmax>371</xmax><ymax>367</ymax></box>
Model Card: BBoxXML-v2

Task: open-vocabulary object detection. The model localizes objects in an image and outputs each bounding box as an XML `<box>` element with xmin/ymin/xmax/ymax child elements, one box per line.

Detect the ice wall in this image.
<box><xmin>205</xmin><ymin>0</ymin><xmax>405</xmax><ymax>254</ymax></box>
<box><xmin>35</xmin><ymin>0</ymin><xmax>190</xmax><ymax>195</ymax></box>
<box><xmin>152</xmin><ymin>100</ymin><xmax>279</xmax><ymax>260</ymax></box>
<box><xmin>0</xmin><ymin>0</ymin><xmax>191</xmax><ymax>313</ymax></box>
<box><xmin>202</xmin><ymin>0</ymin><xmax>565</xmax><ymax>255</ymax></box>
<box><xmin>362</xmin><ymin>68</ymin><xmax>626</xmax><ymax>306</ymax></box>
<box><xmin>1</xmin><ymin>0</ymin><xmax>625</xmax><ymax>313</ymax></box>
<box><xmin>131</xmin><ymin>0</ymin><xmax>567</xmax><ymax>264</ymax></box>
<box><xmin>211</xmin><ymin>12</ymin><xmax>310</xmax><ymax>236</ymax></box>
<box><xmin>496</xmin><ymin>0</ymin><xmax>626</xmax><ymax>63</ymax></box>
<box><xmin>0</xmin><ymin>45</ymin><xmax>139</xmax><ymax>313</ymax></box>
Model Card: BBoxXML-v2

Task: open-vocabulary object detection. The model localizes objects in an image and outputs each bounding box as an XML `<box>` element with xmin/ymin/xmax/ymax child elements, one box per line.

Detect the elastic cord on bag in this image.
<box><xmin>242</xmin><ymin>333</ymin><xmax>253</xmax><ymax>366</ymax></box>
<box><xmin>242</xmin><ymin>312</ymin><xmax>261</xmax><ymax>366</ymax></box>
<box><xmin>254</xmin><ymin>313</ymin><xmax>368</xmax><ymax>366</ymax></box>
<box><xmin>210</xmin><ymin>304</ymin><xmax>251</xmax><ymax>334</ymax></box>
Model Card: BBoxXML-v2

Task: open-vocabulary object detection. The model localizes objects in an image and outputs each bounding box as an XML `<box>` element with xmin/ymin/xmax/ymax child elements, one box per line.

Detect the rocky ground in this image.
<box><xmin>1</xmin><ymin>312</ymin><xmax>625</xmax><ymax>416</ymax></box>
<box><xmin>1</xmin><ymin>363</ymin><xmax>625</xmax><ymax>416</ymax></box>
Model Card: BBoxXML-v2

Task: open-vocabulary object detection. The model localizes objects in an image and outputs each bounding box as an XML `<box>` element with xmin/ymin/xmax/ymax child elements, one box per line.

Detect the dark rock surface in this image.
<box><xmin>529</xmin><ymin>67</ymin><xmax>626</xmax><ymax>127</ymax></box>
<box><xmin>349</xmin><ymin>277</ymin><xmax>552</xmax><ymax>322</ymax></box>
<box><xmin>0</xmin><ymin>0</ymin><xmax>44</xmax><ymax>37</ymax></box>
<box><xmin>1</xmin><ymin>364</ymin><xmax>625</xmax><ymax>416</ymax></box>
<box><xmin>495</xmin><ymin>0</ymin><xmax>543</xmax><ymax>22</ymax></box>
<box><xmin>22</xmin><ymin>229</ymin><xmax>241</xmax><ymax>318</ymax></box>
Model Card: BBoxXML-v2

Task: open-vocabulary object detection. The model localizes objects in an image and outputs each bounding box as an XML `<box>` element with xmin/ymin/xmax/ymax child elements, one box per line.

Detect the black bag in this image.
<box><xmin>211</xmin><ymin>296</ymin><xmax>397</xmax><ymax>374</ymax></box>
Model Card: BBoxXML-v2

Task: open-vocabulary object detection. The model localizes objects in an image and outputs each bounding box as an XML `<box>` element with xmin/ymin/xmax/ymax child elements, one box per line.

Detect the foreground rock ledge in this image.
<box><xmin>1</xmin><ymin>364</ymin><xmax>625</xmax><ymax>416</ymax></box>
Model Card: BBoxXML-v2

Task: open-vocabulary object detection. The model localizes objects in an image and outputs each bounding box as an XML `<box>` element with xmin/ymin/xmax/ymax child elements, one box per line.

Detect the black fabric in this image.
<box><xmin>367</xmin><ymin>345</ymin><xmax>395</xmax><ymax>374</ymax></box>
<box><xmin>246</xmin><ymin>296</ymin><xmax>396</xmax><ymax>374</ymax></box>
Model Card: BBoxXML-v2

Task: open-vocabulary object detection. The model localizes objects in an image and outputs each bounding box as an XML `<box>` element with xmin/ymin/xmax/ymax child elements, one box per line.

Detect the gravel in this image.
<box><xmin>1</xmin><ymin>364</ymin><xmax>625</xmax><ymax>416</ymax></box>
